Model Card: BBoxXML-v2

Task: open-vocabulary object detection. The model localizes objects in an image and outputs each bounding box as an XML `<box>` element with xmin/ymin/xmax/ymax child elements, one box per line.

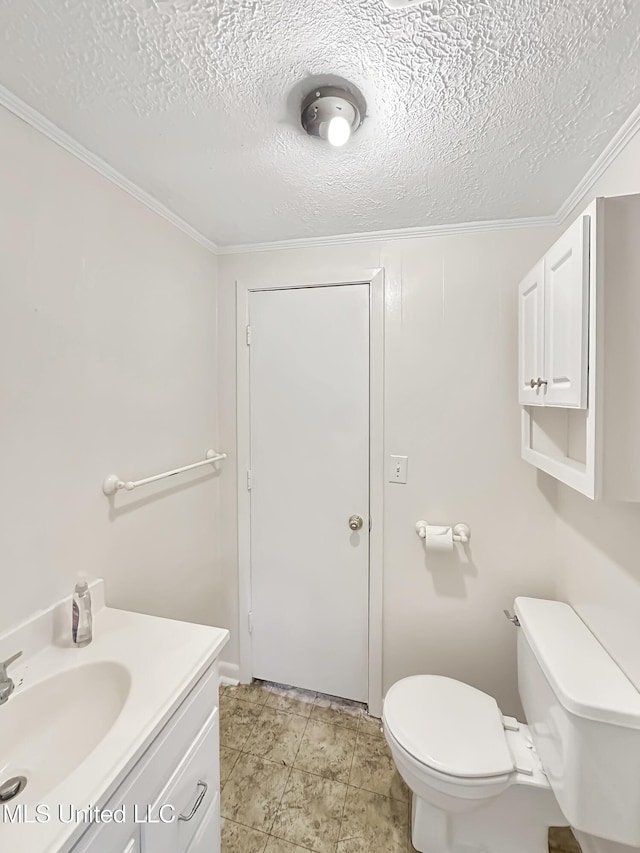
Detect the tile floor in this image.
<box><xmin>220</xmin><ymin>681</ymin><xmax>410</xmax><ymax>853</ymax></box>
<box><xmin>219</xmin><ymin>680</ymin><xmax>581</xmax><ymax>853</ymax></box>
<box><xmin>549</xmin><ymin>827</ymin><xmax>582</xmax><ymax>853</ymax></box>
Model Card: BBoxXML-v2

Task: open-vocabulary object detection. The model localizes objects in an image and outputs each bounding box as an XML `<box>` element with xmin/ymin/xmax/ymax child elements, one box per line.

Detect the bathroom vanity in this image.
<box><xmin>0</xmin><ymin>581</ymin><xmax>228</xmax><ymax>853</ymax></box>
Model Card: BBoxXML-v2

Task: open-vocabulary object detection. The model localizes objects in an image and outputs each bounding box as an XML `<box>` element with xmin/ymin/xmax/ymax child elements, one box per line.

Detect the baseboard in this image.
<box><xmin>219</xmin><ymin>660</ymin><xmax>240</xmax><ymax>686</ymax></box>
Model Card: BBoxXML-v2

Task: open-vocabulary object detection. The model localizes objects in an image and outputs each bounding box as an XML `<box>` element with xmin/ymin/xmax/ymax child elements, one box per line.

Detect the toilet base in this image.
<box><xmin>411</xmin><ymin>781</ymin><xmax>566</xmax><ymax>853</ymax></box>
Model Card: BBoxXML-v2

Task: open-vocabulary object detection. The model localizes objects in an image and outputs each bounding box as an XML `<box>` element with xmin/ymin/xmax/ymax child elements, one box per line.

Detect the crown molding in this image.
<box><xmin>217</xmin><ymin>214</ymin><xmax>558</xmax><ymax>254</ymax></box>
<box><xmin>0</xmin><ymin>85</ymin><xmax>218</xmax><ymax>255</ymax></box>
<box><xmin>217</xmin><ymin>101</ymin><xmax>640</xmax><ymax>253</ymax></box>
<box><xmin>555</xmin><ymin>100</ymin><xmax>640</xmax><ymax>224</ymax></box>
<box><xmin>3</xmin><ymin>82</ymin><xmax>640</xmax><ymax>256</ymax></box>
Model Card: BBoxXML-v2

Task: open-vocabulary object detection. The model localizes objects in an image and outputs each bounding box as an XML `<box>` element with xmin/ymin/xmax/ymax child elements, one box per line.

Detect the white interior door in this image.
<box><xmin>543</xmin><ymin>215</ymin><xmax>590</xmax><ymax>408</ymax></box>
<box><xmin>248</xmin><ymin>284</ymin><xmax>370</xmax><ymax>702</ymax></box>
<box><xmin>518</xmin><ymin>260</ymin><xmax>545</xmax><ymax>405</ymax></box>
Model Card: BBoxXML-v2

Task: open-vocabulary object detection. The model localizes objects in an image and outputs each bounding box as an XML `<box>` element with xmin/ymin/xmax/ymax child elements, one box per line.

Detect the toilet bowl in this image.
<box><xmin>383</xmin><ymin>598</ymin><xmax>640</xmax><ymax>853</ymax></box>
<box><xmin>383</xmin><ymin>674</ymin><xmax>564</xmax><ymax>852</ymax></box>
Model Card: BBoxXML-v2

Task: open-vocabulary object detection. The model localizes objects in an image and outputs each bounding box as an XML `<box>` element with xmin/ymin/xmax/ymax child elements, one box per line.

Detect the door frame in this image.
<box><xmin>236</xmin><ymin>268</ymin><xmax>384</xmax><ymax>716</ymax></box>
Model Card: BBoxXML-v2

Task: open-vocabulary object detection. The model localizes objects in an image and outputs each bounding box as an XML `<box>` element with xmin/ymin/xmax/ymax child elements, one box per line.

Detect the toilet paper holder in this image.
<box><xmin>416</xmin><ymin>520</ymin><xmax>471</xmax><ymax>543</ymax></box>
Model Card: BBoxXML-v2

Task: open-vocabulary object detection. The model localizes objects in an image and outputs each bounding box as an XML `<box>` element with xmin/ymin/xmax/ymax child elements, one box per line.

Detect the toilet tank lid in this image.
<box><xmin>515</xmin><ymin>597</ymin><xmax>640</xmax><ymax>729</ymax></box>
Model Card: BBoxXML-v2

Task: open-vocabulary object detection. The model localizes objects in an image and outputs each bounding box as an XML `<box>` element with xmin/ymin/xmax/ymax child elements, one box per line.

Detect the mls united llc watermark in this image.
<box><xmin>1</xmin><ymin>803</ymin><xmax>176</xmax><ymax>825</ymax></box>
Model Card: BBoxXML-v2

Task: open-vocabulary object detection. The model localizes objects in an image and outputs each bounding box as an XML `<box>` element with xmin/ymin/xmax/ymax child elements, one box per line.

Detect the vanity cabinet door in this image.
<box><xmin>543</xmin><ymin>215</ymin><xmax>590</xmax><ymax>408</ymax></box>
<box><xmin>143</xmin><ymin>709</ymin><xmax>220</xmax><ymax>853</ymax></box>
<box><xmin>71</xmin><ymin>822</ymin><xmax>141</xmax><ymax>853</ymax></box>
<box><xmin>518</xmin><ymin>260</ymin><xmax>545</xmax><ymax>405</ymax></box>
<box><xmin>120</xmin><ymin>830</ymin><xmax>142</xmax><ymax>853</ymax></box>
<box><xmin>185</xmin><ymin>797</ymin><xmax>220</xmax><ymax>853</ymax></box>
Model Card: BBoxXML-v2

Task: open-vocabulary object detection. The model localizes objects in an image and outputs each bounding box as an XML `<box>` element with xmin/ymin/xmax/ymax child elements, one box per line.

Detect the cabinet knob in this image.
<box><xmin>530</xmin><ymin>378</ymin><xmax>548</xmax><ymax>389</ymax></box>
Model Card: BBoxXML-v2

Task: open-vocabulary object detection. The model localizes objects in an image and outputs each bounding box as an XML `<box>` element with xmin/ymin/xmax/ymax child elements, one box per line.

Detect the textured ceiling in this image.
<box><xmin>1</xmin><ymin>0</ymin><xmax>640</xmax><ymax>246</ymax></box>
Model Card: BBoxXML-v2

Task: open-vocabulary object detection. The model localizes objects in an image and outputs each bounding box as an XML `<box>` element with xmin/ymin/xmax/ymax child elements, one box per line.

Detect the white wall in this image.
<box><xmin>555</xmin><ymin>126</ymin><xmax>640</xmax><ymax>697</ymax></box>
<box><xmin>8</xmin><ymin>70</ymin><xmax>640</xmax><ymax>738</ymax></box>
<box><xmin>218</xmin><ymin>225</ymin><xmax>560</xmax><ymax>716</ymax></box>
<box><xmin>0</xmin><ymin>104</ymin><xmax>222</xmax><ymax>635</ymax></box>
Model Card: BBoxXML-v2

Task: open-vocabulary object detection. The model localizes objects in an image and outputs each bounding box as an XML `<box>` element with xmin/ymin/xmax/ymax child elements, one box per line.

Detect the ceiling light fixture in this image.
<box><xmin>301</xmin><ymin>86</ymin><xmax>364</xmax><ymax>148</ymax></box>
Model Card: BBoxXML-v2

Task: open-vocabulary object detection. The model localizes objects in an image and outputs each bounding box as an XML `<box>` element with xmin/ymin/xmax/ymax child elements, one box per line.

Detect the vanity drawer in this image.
<box><xmin>143</xmin><ymin>707</ymin><xmax>220</xmax><ymax>853</ymax></box>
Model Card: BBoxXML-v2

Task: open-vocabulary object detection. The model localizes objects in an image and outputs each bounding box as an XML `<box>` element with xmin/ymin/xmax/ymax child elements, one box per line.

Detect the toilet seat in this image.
<box><xmin>384</xmin><ymin>721</ymin><xmax>514</xmax><ymax>809</ymax></box>
<box><xmin>383</xmin><ymin>675</ymin><xmax>518</xmax><ymax>780</ymax></box>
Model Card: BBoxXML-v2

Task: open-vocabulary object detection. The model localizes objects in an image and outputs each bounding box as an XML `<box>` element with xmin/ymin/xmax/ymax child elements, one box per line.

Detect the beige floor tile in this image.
<box><xmin>339</xmin><ymin>787</ymin><xmax>409</xmax><ymax>851</ymax></box>
<box><xmin>222</xmin><ymin>752</ymin><xmax>291</xmax><ymax>833</ymax></box>
<box><xmin>310</xmin><ymin>695</ymin><xmax>362</xmax><ymax>731</ymax></box>
<box><xmin>294</xmin><ymin>719</ymin><xmax>357</xmax><ymax>782</ymax></box>
<box><xmin>271</xmin><ymin>768</ymin><xmax>347</xmax><ymax>853</ymax></box>
<box><xmin>244</xmin><ymin>707</ymin><xmax>308</xmax><ymax>765</ymax></box>
<box><xmin>267</xmin><ymin>685</ymin><xmax>317</xmax><ymax>718</ymax></box>
<box><xmin>221</xmin><ymin>818</ymin><xmax>269</xmax><ymax>852</ymax></box>
<box><xmin>225</xmin><ymin>680</ymin><xmax>273</xmax><ymax>706</ymax></box>
<box><xmin>549</xmin><ymin>827</ymin><xmax>582</xmax><ymax>853</ymax></box>
<box><xmin>349</xmin><ymin>732</ymin><xmax>408</xmax><ymax>802</ymax></box>
<box><xmin>264</xmin><ymin>837</ymin><xmax>311</xmax><ymax>852</ymax></box>
<box><xmin>220</xmin><ymin>696</ymin><xmax>263</xmax><ymax>750</ymax></box>
<box><xmin>335</xmin><ymin>838</ymin><xmax>407</xmax><ymax>853</ymax></box>
<box><xmin>358</xmin><ymin>713</ymin><xmax>384</xmax><ymax>738</ymax></box>
<box><xmin>221</xmin><ymin>746</ymin><xmax>242</xmax><ymax>787</ymax></box>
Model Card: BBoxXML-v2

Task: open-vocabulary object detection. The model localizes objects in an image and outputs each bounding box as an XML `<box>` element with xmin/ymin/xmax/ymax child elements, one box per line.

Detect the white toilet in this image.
<box><xmin>383</xmin><ymin>597</ymin><xmax>640</xmax><ymax>853</ymax></box>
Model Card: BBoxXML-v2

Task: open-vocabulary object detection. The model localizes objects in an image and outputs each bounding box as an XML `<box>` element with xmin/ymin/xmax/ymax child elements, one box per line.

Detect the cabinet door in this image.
<box><xmin>185</xmin><ymin>798</ymin><xmax>220</xmax><ymax>853</ymax></box>
<box><xmin>72</xmin><ymin>824</ymin><xmax>141</xmax><ymax>853</ymax></box>
<box><xmin>518</xmin><ymin>260</ymin><xmax>545</xmax><ymax>405</ymax></box>
<box><xmin>543</xmin><ymin>215</ymin><xmax>590</xmax><ymax>407</ymax></box>
<box><xmin>120</xmin><ymin>831</ymin><xmax>142</xmax><ymax>853</ymax></box>
<box><xmin>143</xmin><ymin>710</ymin><xmax>219</xmax><ymax>853</ymax></box>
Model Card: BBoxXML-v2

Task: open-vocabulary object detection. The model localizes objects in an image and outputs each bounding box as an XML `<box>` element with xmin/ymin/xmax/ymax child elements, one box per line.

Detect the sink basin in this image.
<box><xmin>0</xmin><ymin>662</ymin><xmax>131</xmax><ymax>801</ymax></box>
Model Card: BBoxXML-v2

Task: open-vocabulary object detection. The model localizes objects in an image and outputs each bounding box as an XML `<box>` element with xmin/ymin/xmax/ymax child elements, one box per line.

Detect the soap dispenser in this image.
<box><xmin>72</xmin><ymin>579</ymin><xmax>93</xmax><ymax>647</ymax></box>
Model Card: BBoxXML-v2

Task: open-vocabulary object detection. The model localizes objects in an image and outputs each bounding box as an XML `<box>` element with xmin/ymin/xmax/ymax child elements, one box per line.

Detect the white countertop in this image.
<box><xmin>0</xmin><ymin>582</ymin><xmax>229</xmax><ymax>853</ymax></box>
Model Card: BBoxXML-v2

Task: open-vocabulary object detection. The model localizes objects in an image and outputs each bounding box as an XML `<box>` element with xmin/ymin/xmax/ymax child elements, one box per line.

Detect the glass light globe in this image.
<box><xmin>327</xmin><ymin>116</ymin><xmax>351</xmax><ymax>147</ymax></box>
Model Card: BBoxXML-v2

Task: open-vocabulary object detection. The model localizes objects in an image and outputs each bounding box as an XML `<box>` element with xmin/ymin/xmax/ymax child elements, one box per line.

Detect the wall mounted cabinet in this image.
<box><xmin>519</xmin><ymin>194</ymin><xmax>640</xmax><ymax>500</ymax></box>
<box><xmin>518</xmin><ymin>217</ymin><xmax>589</xmax><ymax>408</ymax></box>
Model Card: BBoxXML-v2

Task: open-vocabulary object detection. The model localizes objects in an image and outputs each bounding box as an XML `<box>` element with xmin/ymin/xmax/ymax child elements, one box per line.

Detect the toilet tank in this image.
<box><xmin>515</xmin><ymin>597</ymin><xmax>640</xmax><ymax>847</ymax></box>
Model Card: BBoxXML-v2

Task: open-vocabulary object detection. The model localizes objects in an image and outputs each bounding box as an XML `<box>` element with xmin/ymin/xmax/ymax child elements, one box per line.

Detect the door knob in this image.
<box><xmin>348</xmin><ymin>515</ymin><xmax>364</xmax><ymax>531</ymax></box>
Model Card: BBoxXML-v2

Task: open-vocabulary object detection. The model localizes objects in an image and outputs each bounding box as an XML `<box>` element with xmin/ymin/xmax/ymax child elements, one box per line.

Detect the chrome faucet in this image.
<box><xmin>0</xmin><ymin>652</ymin><xmax>23</xmax><ymax>705</ymax></box>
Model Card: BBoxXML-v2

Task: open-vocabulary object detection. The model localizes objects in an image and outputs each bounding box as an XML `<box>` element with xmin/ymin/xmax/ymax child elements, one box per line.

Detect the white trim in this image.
<box><xmin>556</xmin><ymin>101</ymin><xmax>640</xmax><ymax>223</ymax></box>
<box><xmin>219</xmin><ymin>661</ymin><xmax>241</xmax><ymax>685</ymax></box>
<box><xmin>520</xmin><ymin>418</ymin><xmax>595</xmax><ymax>498</ymax></box>
<box><xmin>235</xmin><ymin>269</ymin><xmax>385</xmax><ymax>714</ymax></box>
<box><xmin>218</xmin><ymin>215</ymin><xmax>555</xmax><ymax>255</ymax></box>
<box><xmin>222</xmin><ymin>101</ymin><xmax>640</xmax><ymax>252</ymax></box>
<box><xmin>367</xmin><ymin>269</ymin><xmax>385</xmax><ymax>718</ymax></box>
<box><xmin>0</xmin><ymin>84</ymin><xmax>218</xmax><ymax>255</ymax></box>
<box><xmin>3</xmin><ymin>80</ymin><xmax>639</xmax><ymax>255</ymax></box>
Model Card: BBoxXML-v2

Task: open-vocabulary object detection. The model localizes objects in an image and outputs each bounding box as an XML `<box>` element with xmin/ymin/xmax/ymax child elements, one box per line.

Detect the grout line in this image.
<box><xmin>336</xmin><ymin>723</ymin><xmax>360</xmax><ymax>849</ymax></box>
<box><xmin>342</xmin><ymin>780</ymin><xmax>409</xmax><ymax>804</ymax></box>
<box><xmin>224</xmin><ymin>686</ymin><xmax>410</xmax><ymax>849</ymax></box>
<box><xmin>265</xmin><ymin>709</ymin><xmax>310</xmax><ymax>839</ymax></box>
<box><xmin>219</xmin><ymin>697</ymin><xmax>265</xmax><ymax>755</ymax></box>
<box><xmin>222</xmin><ymin>817</ymin><xmax>270</xmax><ymax>841</ymax></box>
